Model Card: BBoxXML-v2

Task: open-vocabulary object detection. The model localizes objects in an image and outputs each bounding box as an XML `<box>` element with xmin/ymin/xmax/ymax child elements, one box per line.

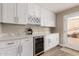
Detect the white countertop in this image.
<box><xmin>0</xmin><ymin>33</ymin><xmax>59</xmax><ymax>41</ymax></box>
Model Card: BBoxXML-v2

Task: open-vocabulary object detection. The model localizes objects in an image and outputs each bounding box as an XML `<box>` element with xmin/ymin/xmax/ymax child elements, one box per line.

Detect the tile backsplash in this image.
<box><xmin>1</xmin><ymin>24</ymin><xmax>51</xmax><ymax>35</ymax></box>
<box><xmin>2</xmin><ymin>24</ymin><xmax>25</xmax><ymax>34</ymax></box>
<box><xmin>30</xmin><ymin>25</ymin><xmax>50</xmax><ymax>34</ymax></box>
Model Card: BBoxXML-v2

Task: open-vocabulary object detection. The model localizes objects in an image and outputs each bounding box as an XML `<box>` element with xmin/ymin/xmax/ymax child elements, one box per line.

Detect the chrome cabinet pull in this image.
<box><xmin>17</xmin><ymin>46</ymin><xmax>20</xmax><ymax>56</ymax></box>
<box><xmin>14</xmin><ymin>17</ymin><xmax>18</xmax><ymax>23</ymax></box>
<box><xmin>7</xmin><ymin>42</ymin><xmax>14</xmax><ymax>45</ymax></box>
<box><xmin>14</xmin><ymin>17</ymin><xmax>16</xmax><ymax>22</ymax></box>
<box><xmin>20</xmin><ymin>45</ymin><xmax>23</xmax><ymax>55</ymax></box>
<box><xmin>25</xmin><ymin>39</ymin><xmax>29</xmax><ymax>41</ymax></box>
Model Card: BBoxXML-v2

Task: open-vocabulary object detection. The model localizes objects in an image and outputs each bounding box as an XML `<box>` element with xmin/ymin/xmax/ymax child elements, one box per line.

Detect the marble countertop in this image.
<box><xmin>0</xmin><ymin>33</ymin><xmax>59</xmax><ymax>41</ymax></box>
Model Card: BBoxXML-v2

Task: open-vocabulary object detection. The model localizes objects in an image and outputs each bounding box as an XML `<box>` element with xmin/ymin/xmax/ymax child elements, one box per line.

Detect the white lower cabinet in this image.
<box><xmin>0</xmin><ymin>38</ymin><xmax>33</xmax><ymax>56</ymax></box>
<box><xmin>0</xmin><ymin>40</ymin><xmax>19</xmax><ymax>56</ymax></box>
<box><xmin>20</xmin><ymin>38</ymin><xmax>33</xmax><ymax>56</ymax></box>
<box><xmin>44</xmin><ymin>33</ymin><xmax>59</xmax><ymax>51</ymax></box>
<box><xmin>0</xmin><ymin>46</ymin><xmax>18</xmax><ymax>56</ymax></box>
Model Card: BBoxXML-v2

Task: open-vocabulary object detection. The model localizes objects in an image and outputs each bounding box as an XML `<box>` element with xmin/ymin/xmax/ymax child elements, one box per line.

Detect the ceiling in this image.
<box><xmin>37</xmin><ymin>3</ymin><xmax>79</xmax><ymax>13</ymax></box>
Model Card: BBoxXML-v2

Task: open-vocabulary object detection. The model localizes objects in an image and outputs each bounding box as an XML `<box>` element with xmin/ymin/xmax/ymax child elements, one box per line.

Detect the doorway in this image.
<box><xmin>63</xmin><ymin>11</ymin><xmax>79</xmax><ymax>51</ymax></box>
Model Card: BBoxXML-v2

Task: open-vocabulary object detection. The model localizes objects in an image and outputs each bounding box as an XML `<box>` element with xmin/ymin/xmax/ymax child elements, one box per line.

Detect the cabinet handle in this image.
<box><xmin>7</xmin><ymin>42</ymin><xmax>14</xmax><ymax>45</ymax></box>
<box><xmin>14</xmin><ymin>17</ymin><xmax>18</xmax><ymax>23</ymax></box>
<box><xmin>48</xmin><ymin>39</ymin><xmax>51</xmax><ymax>43</ymax></box>
<box><xmin>14</xmin><ymin>17</ymin><xmax>16</xmax><ymax>22</ymax></box>
<box><xmin>18</xmin><ymin>46</ymin><xmax>20</xmax><ymax>56</ymax></box>
<box><xmin>18</xmin><ymin>45</ymin><xmax>22</xmax><ymax>56</ymax></box>
<box><xmin>16</xmin><ymin>17</ymin><xmax>18</xmax><ymax>23</ymax></box>
<box><xmin>21</xmin><ymin>45</ymin><xmax>23</xmax><ymax>54</ymax></box>
<box><xmin>25</xmin><ymin>39</ymin><xmax>29</xmax><ymax>41</ymax></box>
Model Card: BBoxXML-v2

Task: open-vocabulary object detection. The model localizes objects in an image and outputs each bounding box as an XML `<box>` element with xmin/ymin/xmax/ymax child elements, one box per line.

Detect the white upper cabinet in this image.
<box><xmin>28</xmin><ymin>4</ymin><xmax>41</xmax><ymax>18</ymax></box>
<box><xmin>48</xmin><ymin>11</ymin><xmax>56</xmax><ymax>27</ymax></box>
<box><xmin>28</xmin><ymin>4</ymin><xmax>35</xmax><ymax>17</ymax></box>
<box><xmin>34</xmin><ymin>4</ymin><xmax>41</xmax><ymax>18</ymax></box>
<box><xmin>41</xmin><ymin>8</ymin><xmax>56</xmax><ymax>27</ymax></box>
<box><xmin>0</xmin><ymin>4</ymin><xmax>2</xmax><ymax>22</ymax></box>
<box><xmin>27</xmin><ymin>4</ymin><xmax>41</xmax><ymax>25</ymax></box>
<box><xmin>2</xmin><ymin>3</ymin><xmax>17</xmax><ymax>24</ymax></box>
<box><xmin>0</xmin><ymin>3</ymin><xmax>56</xmax><ymax>26</ymax></box>
<box><xmin>17</xmin><ymin>3</ymin><xmax>28</xmax><ymax>24</ymax></box>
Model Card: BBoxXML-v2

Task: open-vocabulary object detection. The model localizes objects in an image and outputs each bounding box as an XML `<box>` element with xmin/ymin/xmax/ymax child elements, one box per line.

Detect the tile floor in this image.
<box><xmin>41</xmin><ymin>46</ymin><xmax>79</xmax><ymax>56</ymax></box>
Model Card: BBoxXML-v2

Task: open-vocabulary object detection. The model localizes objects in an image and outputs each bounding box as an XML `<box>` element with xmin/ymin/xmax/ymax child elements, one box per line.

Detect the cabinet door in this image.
<box><xmin>21</xmin><ymin>38</ymin><xmax>33</xmax><ymax>56</ymax></box>
<box><xmin>0</xmin><ymin>46</ymin><xmax>18</xmax><ymax>56</ymax></box>
<box><xmin>40</xmin><ymin>8</ymin><xmax>46</xmax><ymax>26</ymax></box>
<box><xmin>17</xmin><ymin>3</ymin><xmax>28</xmax><ymax>24</ymax></box>
<box><xmin>34</xmin><ymin>4</ymin><xmax>41</xmax><ymax>18</ymax></box>
<box><xmin>28</xmin><ymin>3</ymin><xmax>35</xmax><ymax>17</ymax></box>
<box><xmin>0</xmin><ymin>4</ymin><xmax>2</xmax><ymax>22</ymax></box>
<box><xmin>41</xmin><ymin>8</ymin><xmax>49</xmax><ymax>27</ymax></box>
<box><xmin>44</xmin><ymin>35</ymin><xmax>54</xmax><ymax>51</ymax></box>
<box><xmin>41</xmin><ymin>8</ymin><xmax>56</xmax><ymax>27</ymax></box>
<box><xmin>28</xmin><ymin>4</ymin><xmax>41</xmax><ymax>17</ymax></box>
<box><xmin>2</xmin><ymin>3</ymin><xmax>16</xmax><ymax>24</ymax></box>
<box><xmin>44</xmin><ymin>36</ymin><xmax>49</xmax><ymax>51</ymax></box>
<box><xmin>51</xmin><ymin>13</ymin><xmax>56</xmax><ymax>27</ymax></box>
<box><xmin>47</xmin><ymin>11</ymin><xmax>56</xmax><ymax>27</ymax></box>
<box><xmin>44</xmin><ymin>34</ymin><xmax>59</xmax><ymax>51</ymax></box>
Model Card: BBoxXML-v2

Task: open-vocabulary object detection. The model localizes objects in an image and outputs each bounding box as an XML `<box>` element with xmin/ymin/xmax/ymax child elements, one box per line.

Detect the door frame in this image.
<box><xmin>63</xmin><ymin>11</ymin><xmax>79</xmax><ymax>47</ymax></box>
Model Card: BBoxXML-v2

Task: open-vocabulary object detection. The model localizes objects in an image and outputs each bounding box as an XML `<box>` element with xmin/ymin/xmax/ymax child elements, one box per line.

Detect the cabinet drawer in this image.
<box><xmin>0</xmin><ymin>40</ymin><xmax>19</xmax><ymax>48</ymax></box>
